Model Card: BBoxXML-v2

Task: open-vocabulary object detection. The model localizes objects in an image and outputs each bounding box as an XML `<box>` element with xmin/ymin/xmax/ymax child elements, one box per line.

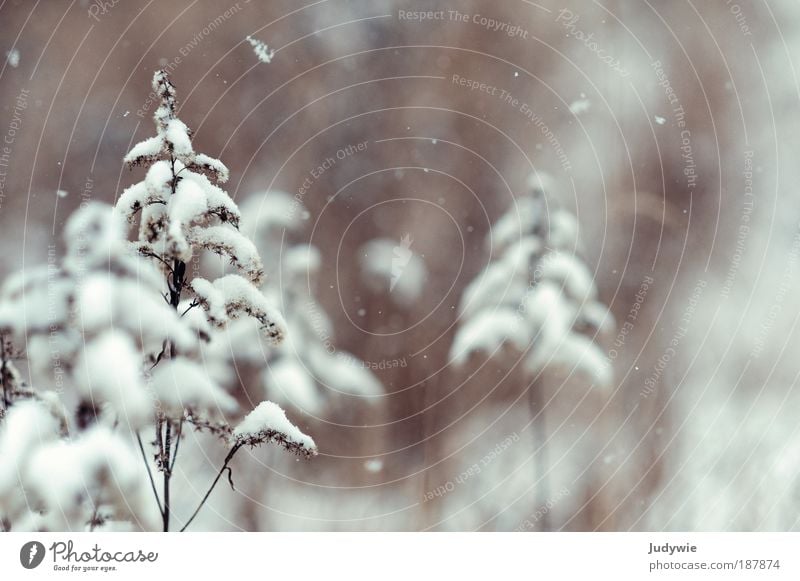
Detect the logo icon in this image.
<box><xmin>390</xmin><ymin>234</ymin><xmax>413</xmax><ymax>292</ymax></box>
<box><xmin>20</xmin><ymin>541</ymin><xmax>45</xmax><ymax>569</ymax></box>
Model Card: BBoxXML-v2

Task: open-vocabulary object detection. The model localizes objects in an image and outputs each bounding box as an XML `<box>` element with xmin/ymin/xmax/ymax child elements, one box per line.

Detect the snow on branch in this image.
<box><xmin>124</xmin><ymin>135</ymin><xmax>164</xmax><ymax>167</ymax></box>
<box><xmin>188</xmin><ymin>225</ymin><xmax>264</xmax><ymax>285</ymax></box>
<box><xmin>152</xmin><ymin>69</ymin><xmax>178</xmax><ymax>132</ymax></box>
<box><xmin>233</xmin><ymin>401</ymin><xmax>316</xmax><ymax>457</ymax></box>
<box><xmin>192</xmin><ymin>153</ymin><xmax>229</xmax><ymax>184</ymax></box>
<box><xmin>164</xmin><ymin>118</ymin><xmax>194</xmax><ymax>163</ymax></box>
<box><xmin>149</xmin><ymin>357</ymin><xmax>238</xmax><ymax>418</ymax></box>
<box><xmin>75</xmin><ymin>331</ymin><xmax>153</xmax><ymax>429</ymax></box>
<box><xmin>25</xmin><ymin>426</ymin><xmax>142</xmax><ymax>528</ymax></box>
<box><xmin>191</xmin><ymin>275</ymin><xmax>286</xmax><ymax>344</ymax></box>
<box><xmin>183</xmin><ymin>170</ymin><xmax>240</xmax><ymax>226</ymax></box>
<box><xmin>450</xmin><ymin>308</ymin><xmax>531</xmax><ymax>367</ymax></box>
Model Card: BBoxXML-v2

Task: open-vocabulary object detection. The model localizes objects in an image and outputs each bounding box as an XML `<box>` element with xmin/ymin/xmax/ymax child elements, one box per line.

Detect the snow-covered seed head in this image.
<box><xmin>152</xmin><ymin>70</ymin><xmax>177</xmax><ymax>132</ymax></box>
<box><xmin>233</xmin><ymin>401</ymin><xmax>317</xmax><ymax>458</ymax></box>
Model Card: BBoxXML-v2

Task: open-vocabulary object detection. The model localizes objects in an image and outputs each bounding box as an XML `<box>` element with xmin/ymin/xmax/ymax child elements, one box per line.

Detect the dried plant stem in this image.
<box><xmin>163</xmin><ymin>421</ymin><xmax>172</xmax><ymax>532</ymax></box>
<box><xmin>529</xmin><ymin>380</ymin><xmax>549</xmax><ymax>531</ymax></box>
<box><xmin>0</xmin><ymin>334</ymin><xmax>9</xmax><ymax>411</ymax></box>
<box><xmin>170</xmin><ymin>419</ymin><xmax>183</xmax><ymax>473</ymax></box>
<box><xmin>180</xmin><ymin>443</ymin><xmax>242</xmax><ymax>532</ymax></box>
<box><xmin>136</xmin><ymin>431</ymin><xmax>163</xmax><ymax>517</ymax></box>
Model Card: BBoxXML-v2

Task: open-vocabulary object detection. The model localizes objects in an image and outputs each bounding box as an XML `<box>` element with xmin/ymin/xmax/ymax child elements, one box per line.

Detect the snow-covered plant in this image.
<box><xmin>450</xmin><ymin>173</ymin><xmax>613</xmax><ymax>386</ymax></box>
<box><xmin>0</xmin><ymin>70</ymin><xmax>317</xmax><ymax>532</ymax></box>
<box><xmin>444</xmin><ymin>173</ymin><xmax>613</xmax><ymax>530</ymax></box>
<box><xmin>222</xmin><ymin>191</ymin><xmax>383</xmax><ymax>416</ymax></box>
<box><xmin>0</xmin><ymin>203</ymin><xmax>174</xmax><ymax>531</ymax></box>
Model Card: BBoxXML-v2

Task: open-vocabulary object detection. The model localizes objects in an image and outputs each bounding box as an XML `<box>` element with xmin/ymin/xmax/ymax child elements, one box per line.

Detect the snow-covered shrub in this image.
<box><xmin>0</xmin><ymin>203</ymin><xmax>171</xmax><ymax>531</ymax></box>
<box><xmin>450</xmin><ymin>173</ymin><xmax>613</xmax><ymax>387</ymax></box>
<box><xmin>438</xmin><ymin>173</ymin><xmax>614</xmax><ymax>531</ymax></box>
<box><xmin>0</xmin><ymin>71</ymin><xmax>317</xmax><ymax>532</ymax></box>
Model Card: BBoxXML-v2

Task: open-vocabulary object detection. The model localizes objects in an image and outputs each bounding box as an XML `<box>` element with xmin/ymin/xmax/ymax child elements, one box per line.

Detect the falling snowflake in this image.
<box><xmin>6</xmin><ymin>48</ymin><xmax>19</xmax><ymax>68</ymax></box>
<box><xmin>246</xmin><ymin>35</ymin><xmax>275</xmax><ymax>64</ymax></box>
<box><xmin>569</xmin><ymin>98</ymin><xmax>591</xmax><ymax>115</ymax></box>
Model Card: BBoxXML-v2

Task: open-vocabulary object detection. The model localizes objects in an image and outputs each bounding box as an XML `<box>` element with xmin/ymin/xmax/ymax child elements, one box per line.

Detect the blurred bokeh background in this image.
<box><xmin>2</xmin><ymin>0</ymin><xmax>800</xmax><ymax>531</ymax></box>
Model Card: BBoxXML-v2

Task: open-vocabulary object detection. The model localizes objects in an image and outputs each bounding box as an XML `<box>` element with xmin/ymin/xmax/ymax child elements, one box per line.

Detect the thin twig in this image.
<box><xmin>156</xmin><ymin>419</ymin><xmax>164</xmax><ymax>469</ymax></box>
<box><xmin>180</xmin><ymin>443</ymin><xmax>242</xmax><ymax>532</ymax></box>
<box><xmin>149</xmin><ymin>340</ymin><xmax>168</xmax><ymax>371</ymax></box>
<box><xmin>87</xmin><ymin>504</ymin><xmax>101</xmax><ymax>532</ymax></box>
<box><xmin>529</xmin><ymin>380</ymin><xmax>549</xmax><ymax>532</ymax></box>
<box><xmin>139</xmin><ymin>249</ymin><xmax>174</xmax><ymax>273</ymax></box>
<box><xmin>163</xmin><ymin>422</ymin><xmax>172</xmax><ymax>532</ymax></box>
<box><xmin>136</xmin><ymin>432</ymin><xmax>163</xmax><ymax>517</ymax></box>
<box><xmin>180</xmin><ymin>300</ymin><xmax>199</xmax><ymax>317</ymax></box>
<box><xmin>0</xmin><ymin>334</ymin><xmax>8</xmax><ymax>412</ymax></box>
<box><xmin>170</xmin><ymin>419</ymin><xmax>183</xmax><ymax>473</ymax></box>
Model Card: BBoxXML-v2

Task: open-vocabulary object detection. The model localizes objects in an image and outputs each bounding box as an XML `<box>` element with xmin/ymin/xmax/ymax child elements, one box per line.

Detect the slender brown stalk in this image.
<box><xmin>180</xmin><ymin>443</ymin><xmax>242</xmax><ymax>532</ymax></box>
<box><xmin>163</xmin><ymin>422</ymin><xmax>172</xmax><ymax>532</ymax></box>
<box><xmin>529</xmin><ymin>378</ymin><xmax>549</xmax><ymax>531</ymax></box>
<box><xmin>136</xmin><ymin>431</ymin><xmax>163</xmax><ymax>517</ymax></box>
